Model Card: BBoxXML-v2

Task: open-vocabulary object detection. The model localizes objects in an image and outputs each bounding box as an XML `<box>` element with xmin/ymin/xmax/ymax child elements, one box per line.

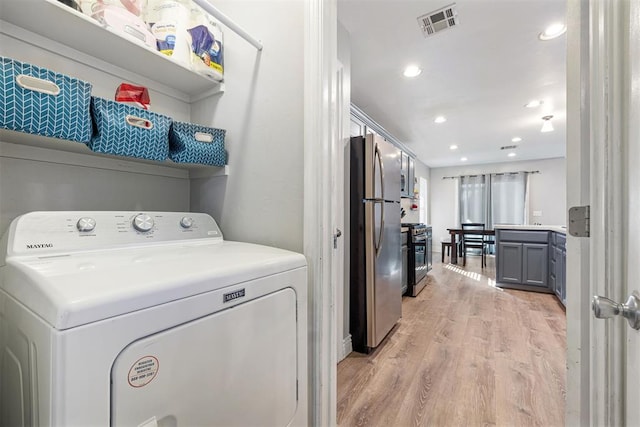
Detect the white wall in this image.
<box><xmin>0</xmin><ymin>156</ymin><xmax>189</xmax><ymax>233</ymax></box>
<box><xmin>430</xmin><ymin>157</ymin><xmax>566</xmax><ymax>248</ymax></box>
<box><xmin>189</xmin><ymin>0</ymin><xmax>304</xmax><ymax>253</ymax></box>
<box><xmin>400</xmin><ymin>158</ymin><xmax>431</xmax><ymax>224</ymax></box>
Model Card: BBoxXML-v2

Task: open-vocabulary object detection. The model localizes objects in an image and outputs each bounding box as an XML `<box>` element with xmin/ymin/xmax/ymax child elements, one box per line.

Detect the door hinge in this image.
<box><xmin>568</xmin><ymin>205</ymin><xmax>590</xmax><ymax>237</ymax></box>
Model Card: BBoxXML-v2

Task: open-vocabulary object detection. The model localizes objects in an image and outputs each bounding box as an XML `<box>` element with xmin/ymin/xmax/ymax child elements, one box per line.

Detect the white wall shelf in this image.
<box><xmin>1</xmin><ymin>1</ymin><xmax>233</xmax><ymax>178</ymax></box>
<box><xmin>1</xmin><ymin>0</ymin><xmax>224</xmax><ymax>99</ymax></box>
<box><xmin>0</xmin><ymin>131</ymin><xmax>229</xmax><ymax>179</ymax></box>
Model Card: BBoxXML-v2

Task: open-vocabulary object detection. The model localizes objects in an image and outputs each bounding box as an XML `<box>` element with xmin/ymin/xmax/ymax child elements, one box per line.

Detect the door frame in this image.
<box><xmin>304</xmin><ymin>0</ymin><xmax>339</xmax><ymax>425</ymax></box>
<box><xmin>565</xmin><ymin>2</ymin><xmax>590</xmax><ymax>424</ymax></box>
<box><xmin>567</xmin><ymin>0</ymin><xmax>628</xmax><ymax>425</ymax></box>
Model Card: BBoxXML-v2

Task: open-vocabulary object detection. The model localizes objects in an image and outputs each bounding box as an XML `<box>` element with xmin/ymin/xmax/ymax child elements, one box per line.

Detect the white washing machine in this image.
<box><xmin>0</xmin><ymin>211</ymin><xmax>308</xmax><ymax>427</ymax></box>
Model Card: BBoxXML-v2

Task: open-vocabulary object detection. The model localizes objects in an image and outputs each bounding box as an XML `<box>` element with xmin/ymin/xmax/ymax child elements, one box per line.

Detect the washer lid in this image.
<box><xmin>2</xmin><ymin>240</ymin><xmax>306</xmax><ymax>330</ymax></box>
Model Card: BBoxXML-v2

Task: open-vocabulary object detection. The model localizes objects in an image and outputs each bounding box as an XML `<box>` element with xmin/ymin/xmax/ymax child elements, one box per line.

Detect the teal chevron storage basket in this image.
<box><xmin>0</xmin><ymin>57</ymin><xmax>92</xmax><ymax>142</ymax></box>
<box><xmin>169</xmin><ymin>121</ymin><xmax>226</xmax><ymax>166</ymax></box>
<box><xmin>89</xmin><ymin>97</ymin><xmax>171</xmax><ymax>161</ymax></box>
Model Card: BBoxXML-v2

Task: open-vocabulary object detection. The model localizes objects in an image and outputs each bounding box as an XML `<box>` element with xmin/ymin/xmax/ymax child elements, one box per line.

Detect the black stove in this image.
<box><xmin>402</xmin><ymin>223</ymin><xmax>432</xmax><ymax>296</ymax></box>
<box><xmin>403</xmin><ymin>223</ymin><xmax>428</xmax><ymax>238</ymax></box>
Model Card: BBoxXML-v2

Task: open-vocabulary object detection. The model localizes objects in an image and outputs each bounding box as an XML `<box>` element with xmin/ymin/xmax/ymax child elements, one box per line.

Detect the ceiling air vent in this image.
<box><xmin>417</xmin><ymin>3</ymin><xmax>459</xmax><ymax>38</ymax></box>
<box><xmin>500</xmin><ymin>145</ymin><xmax>518</xmax><ymax>150</ymax></box>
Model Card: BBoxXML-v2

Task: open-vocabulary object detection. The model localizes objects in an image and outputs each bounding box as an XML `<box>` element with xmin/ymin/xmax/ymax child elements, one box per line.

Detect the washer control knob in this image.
<box><xmin>133</xmin><ymin>214</ymin><xmax>154</xmax><ymax>232</ymax></box>
<box><xmin>180</xmin><ymin>216</ymin><xmax>194</xmax><ymax>229</ymax></box>
<box><xmin>76</xmin><ymin>217</ymin><xmax>96</xmax><ymax>232</ymax></box>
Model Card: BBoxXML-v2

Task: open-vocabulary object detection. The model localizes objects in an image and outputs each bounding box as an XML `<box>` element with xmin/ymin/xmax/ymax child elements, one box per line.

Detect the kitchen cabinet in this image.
<box><xmin>549</xmin><ymin>232</ymin><xmax>566</xmax><ymax>306</ymax></box>
<box><xmin>496</xmin><ymin>230</ymin><xmax>550</xmax><ymax>292</ymax></box>
<box><xmin>401</xmin><ymin>230</ymin><xmax>409</xmax><ymax>295</ymax></box>
<box><xmin>425</xmin><ymin>225</ymin><xmax>433</xmax><ymax>272</ymax></box>
<box><xmin>350</xmin><ymin>116</ymin><xmax>366</xmax><ymax>137</ymax></box>
<box><xmin>497</xmin><ymin>242</ymin><xmax>523</xmax><ymax>284</ymax></box>
<box><xmin>400</xmin><ymin>152</ymin><xmax>415</xmax><ymax>198</ymax></box>
<box><xmin>522</xmin><ymin>243</ymin><xmax>548</xmax><ymax>287</ymax></box>
<box><xmin>350</xmin><ymin>105</ymin><xmax>416</xmax><ymax>198</ymax></box>
<box><xmin>408</xmin><ymin>156</ymin><xmax>415</xmax><ymax>196</ymax></box>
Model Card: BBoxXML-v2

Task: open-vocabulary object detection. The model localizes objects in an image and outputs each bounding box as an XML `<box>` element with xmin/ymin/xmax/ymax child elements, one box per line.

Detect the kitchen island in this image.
<box><xmin>494</xmin><ymin>225</ymin><xmax>566</xmax><ymax>306</ymax></box>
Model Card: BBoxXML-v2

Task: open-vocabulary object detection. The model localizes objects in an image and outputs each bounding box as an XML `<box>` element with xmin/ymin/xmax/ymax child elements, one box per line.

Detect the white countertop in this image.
<box><xmin>494</xmin><ymin>224</ymin><xmax>567</xmax><ymax>234</ymax></box>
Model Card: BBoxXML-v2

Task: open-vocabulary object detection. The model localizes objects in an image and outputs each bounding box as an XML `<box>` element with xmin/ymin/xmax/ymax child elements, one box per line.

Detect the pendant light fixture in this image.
<box><xmin>541</xmin><ymin>115</ymin><xmax>554</xmax><ymax>132</ymax></box>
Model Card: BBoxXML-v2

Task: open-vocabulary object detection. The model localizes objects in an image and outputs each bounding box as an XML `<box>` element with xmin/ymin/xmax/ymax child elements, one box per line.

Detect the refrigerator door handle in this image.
<box><xmin>375</xmin><ymin>143</ymin><xmax>385</xmax><ymax>201</ymax></box>
<box><xmin>376</xmin><ymin>201</ymin><xmax>385</xmax><ymax>257</ymax></box>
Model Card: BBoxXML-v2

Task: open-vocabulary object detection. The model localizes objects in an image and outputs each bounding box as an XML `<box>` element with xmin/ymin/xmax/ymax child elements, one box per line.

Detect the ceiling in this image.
<box><xmin>338</xmin><ymin>0</ymin><xmax>567</xmax><ymax>168</ymax></box>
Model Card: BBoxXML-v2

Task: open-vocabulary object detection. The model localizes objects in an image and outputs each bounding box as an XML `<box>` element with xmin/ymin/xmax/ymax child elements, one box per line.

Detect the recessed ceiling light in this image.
<box><xmin>434</xmin><ymin>116</ymin><xmax>447</xmax><ymax>124</ymax></box>
<box><xmin>403</xmin><ymin>65</ymin><xmax>422</xmax><ymax>77</ymax></box>
<box><xmin>460</xmin><ymin>157</ymin><xmax>468</xmax><ymax>162</ymax></box>
<box><xmin>511</xmin><ymin>137</ymin><xmax>522</xmax><ymax>143</ymax></box>
<box><xmin>449</xmin><ymin>144</ymin><xmax>458</xmax><ymax>150</ymax></box>
<box><xmin>508</xmin><ymin>152</ymin><xmax>517</xmax><ymax>158</ymax></box>
<box><xmin>525</xmin><ymin>100</ymin><xmax>543</xmax><ymax>108</ymax></box>
<box><xmin>539</xmin><ymin>23</ymin><xmax>566</xmax><ymax>40</ymax></box>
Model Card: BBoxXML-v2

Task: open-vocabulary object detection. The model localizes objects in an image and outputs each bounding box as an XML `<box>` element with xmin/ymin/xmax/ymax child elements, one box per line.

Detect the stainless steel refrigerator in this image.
<box><xmin>349</xmin><ymin>134</ymin><xmax>402</xmax><ymax>354</ymax></box>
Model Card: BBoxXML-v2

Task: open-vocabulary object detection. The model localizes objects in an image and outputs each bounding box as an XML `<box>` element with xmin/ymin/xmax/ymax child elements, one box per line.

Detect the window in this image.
<box><xmin>458</xmin><ymin>172</ymin><xmax>528</xmax><ymax>228</ymax></box>
<box><xmin>419</xmin><ymin>177</ymin><xmax>428</xmax><ymax>224</ymax></box>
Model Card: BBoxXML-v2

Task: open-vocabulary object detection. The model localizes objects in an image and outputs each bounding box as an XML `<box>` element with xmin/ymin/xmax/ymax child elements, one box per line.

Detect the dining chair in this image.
<box><xmin>441</xmin><ymin>236</ymin><xmax>453</xmax><ymax>263</ymax></box>
<box><xmin>461</xmin><ymin>223</ymin><xmax>488</xmax><ymax>267</ymax></box>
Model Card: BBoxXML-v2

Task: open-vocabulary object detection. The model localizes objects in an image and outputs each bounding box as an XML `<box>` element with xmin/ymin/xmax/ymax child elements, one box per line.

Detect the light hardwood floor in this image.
<box><xmin>337</xmin><ymin>255</ymin><xmax>566</xmax><ymax>427</ymax></box>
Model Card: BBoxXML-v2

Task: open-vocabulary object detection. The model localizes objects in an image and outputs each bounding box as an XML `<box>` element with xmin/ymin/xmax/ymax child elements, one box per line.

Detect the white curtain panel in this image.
<box><xmin>454</xmin><ymin>177</ymin><xmax>460</xmax><ymax>227</ymax></box>
<box><xmin>458</xmin><ymin>175</ymin><xmax>488</xmax><ymax>224</ymax></box>
<box><xmin>490</xmin><ymin>172</ymin><xmax>527</xmax><ymax>226</ymax></box>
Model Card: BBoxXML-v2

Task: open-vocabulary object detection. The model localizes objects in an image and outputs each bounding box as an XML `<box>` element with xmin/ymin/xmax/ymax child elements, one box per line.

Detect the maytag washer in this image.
<box><xmin>0</xmin><ymin>211</ymin><xmax>307</xmax><ymax>427</ymax></box>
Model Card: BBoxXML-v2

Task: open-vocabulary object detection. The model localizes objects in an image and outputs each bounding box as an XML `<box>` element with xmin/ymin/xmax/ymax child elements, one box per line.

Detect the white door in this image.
<box><xmin>568</xmin><ymin>0</ymin><xmax>640</xmax><ymax>425</ymax></box>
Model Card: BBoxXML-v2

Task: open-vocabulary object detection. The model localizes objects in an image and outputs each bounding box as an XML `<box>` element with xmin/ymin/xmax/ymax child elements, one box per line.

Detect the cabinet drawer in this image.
<box><xmin>555</xmin><ymin>233</ymin><xmax>566</xmax><ymax>250</ymax></box>
<box><xmin>497</xmin><ymin>230</ymin><xmax>549</xmax><ymax>244</ymax></box>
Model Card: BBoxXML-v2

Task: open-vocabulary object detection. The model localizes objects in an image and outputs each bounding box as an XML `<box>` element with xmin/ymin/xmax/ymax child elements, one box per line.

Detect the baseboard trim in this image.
<box><xmin>339</xmin><ymin>334</ymin><xmax>353</xmax><ymax>361</ymax></box>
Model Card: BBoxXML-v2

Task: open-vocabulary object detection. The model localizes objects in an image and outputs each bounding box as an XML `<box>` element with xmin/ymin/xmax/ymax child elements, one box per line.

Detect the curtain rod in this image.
<box><xmin>441</xmin><ymin>170</ymin><xmax>540</xmax><ymax>180</ymax></box>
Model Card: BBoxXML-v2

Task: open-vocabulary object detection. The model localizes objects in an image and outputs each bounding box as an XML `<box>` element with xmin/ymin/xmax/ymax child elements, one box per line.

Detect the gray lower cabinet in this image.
<box><xmin>549</xmin><ymin>232</ymin><xmax>566</xmax><ymax>306</ymax></box>
<box><xmin>559</xmin><ymin>248</ymin><xmax>566</xmax><ymax>303</ymax></box>
<box><xmin>401</xmin><ymin>230</ymin><xmax>408</xmax><ymax>295</ymax></box>
<box><xmin>496</xmin><ymin>230</ymin><xmax>550</xmax><ymax>292</ymax></box>
<box><xmin>522</xmin><ymin>243</ymin><xmax>548</xmax><ymax>287</ymax></box>
<box><xmin>497</xmin><ymin>242</ymin><xmax>522</xmax><ymax>284</ymax></box>
<box><xmin>496</xmin><ymin>229</ymin><xmax>566</xmax><ymax>304</ymax></box>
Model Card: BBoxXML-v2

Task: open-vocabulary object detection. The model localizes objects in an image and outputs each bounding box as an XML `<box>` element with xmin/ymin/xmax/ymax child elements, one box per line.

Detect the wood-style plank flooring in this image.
<box><xmin>337</xmin><ymin>255</ymin><xmax>566</xmax><ymax>427</ymax></box>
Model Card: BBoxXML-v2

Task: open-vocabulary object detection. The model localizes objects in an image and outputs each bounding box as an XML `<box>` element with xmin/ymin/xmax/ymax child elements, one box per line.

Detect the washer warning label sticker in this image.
<box><xmin>128</xmin><ymin>356</ymin><xmax>159</xmax><ymax>388</ymax></box>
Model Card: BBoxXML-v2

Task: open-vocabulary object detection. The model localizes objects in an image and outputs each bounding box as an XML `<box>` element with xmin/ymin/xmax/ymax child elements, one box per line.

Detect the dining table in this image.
<box><xmin>446</xmin><ymin>228</ymin><xmax>496</xmax><ymax>264</ymax></box>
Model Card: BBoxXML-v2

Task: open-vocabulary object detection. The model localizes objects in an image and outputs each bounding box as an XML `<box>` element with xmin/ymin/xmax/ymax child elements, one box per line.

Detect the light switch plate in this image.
<box><xmin>533</xmin><ymin>210</ymin><xmax>542</xmax><ymax>217</ymax></box>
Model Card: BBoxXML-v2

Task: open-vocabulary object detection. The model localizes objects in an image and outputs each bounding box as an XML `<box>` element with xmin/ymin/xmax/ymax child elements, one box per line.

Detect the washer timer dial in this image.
<box><xmin>76</xmin><ymin>217</ymin><xmax>96</xmax><ymax>232</ymax></box>
<box><xmin>132</xmin><ymin>214</ymin><xmax>154</xmax><ymax>232</ymax></box>
<box><xmin>180</xmin><ymin>216</ymin><xmax>194</xmax><ymax>229</ymax></box>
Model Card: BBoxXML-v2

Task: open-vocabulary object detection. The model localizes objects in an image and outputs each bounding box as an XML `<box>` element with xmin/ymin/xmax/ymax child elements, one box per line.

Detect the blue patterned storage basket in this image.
<box><xmin>89</xmin><ymin>97</ymin><xmax>171</xmax><ymax>161</ymax></box>
<box><xmin>169</xmin><ymin>121</ymin><xmax>226</xmax><ymax>166</ymax></box>
<box><xmin>0</xmin><ymin>57</ymin><xmax>92</xmax><ymax>142</ymax></box>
